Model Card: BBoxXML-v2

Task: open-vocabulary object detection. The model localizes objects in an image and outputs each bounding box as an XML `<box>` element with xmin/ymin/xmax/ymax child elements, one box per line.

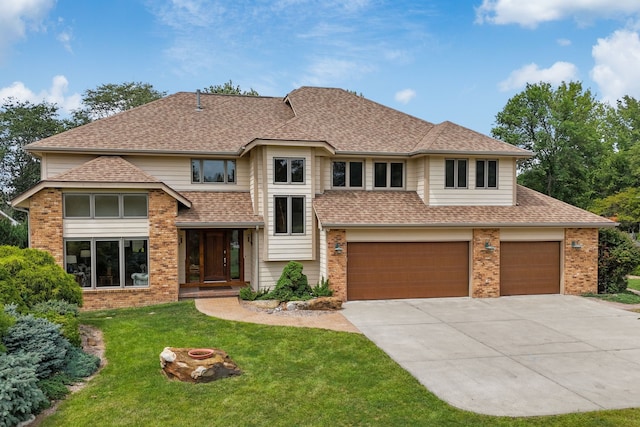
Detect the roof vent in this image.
<box><xmin>196</xmin><ymin>89</ymin><xmax>202</xmax><ymax>111</ymax></box>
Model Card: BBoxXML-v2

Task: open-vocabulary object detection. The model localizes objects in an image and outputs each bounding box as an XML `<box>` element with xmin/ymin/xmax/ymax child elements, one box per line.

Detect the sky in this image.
<box><xmin>2</xmin><ymin>0</ymin><xmax>640</xmax><ymax>135</ymax></box>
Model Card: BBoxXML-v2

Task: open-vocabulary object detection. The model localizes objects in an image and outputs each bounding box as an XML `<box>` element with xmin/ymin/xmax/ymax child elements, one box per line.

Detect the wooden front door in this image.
<box><xmin>204</xmin><ymin>231</ymin><xmax>226</xmax><ymax>281</ymax></box>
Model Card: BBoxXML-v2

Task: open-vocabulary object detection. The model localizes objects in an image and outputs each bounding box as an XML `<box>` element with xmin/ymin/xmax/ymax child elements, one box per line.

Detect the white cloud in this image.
<box><xmin>0</xmin><ymin>0</ymin><xmax>55</xmax><ymax>61</ymax></box>
<box><xmin>498</xmin><ymin>62</ymin><xmax>578</xmax><ymax>91</ymax></box>
<box><xmin>557</xmin><ymin>38</ymin><xmax>572</xmax><ymax>46</ymax></box>
<box><xmin>57</xmin><ymin>30</ymin><xmax>73</xmax><ymax>53</ymax></box>
<box><xmin>295</xmin><ymin>57</ymin><xmax>372</xmax><ymax>87</ymax></box>
<box><xmin>475</xmin><ymin>0</ymin><xmax>640</xmax><ymax>28</ymax></box>
<box><xmin>0</xmin><ymin>75</ymin><xmax>82</xmax><ymax>114</ymax></box>
<box><xmin>394</xmin><ymin>89</ymin><xmax>416</xmax><ymax>104</ymax></box>
<box><xmin>591</xmin><ymin>29</ymin><xmax>640</xmax><ymax>103</ymax></box>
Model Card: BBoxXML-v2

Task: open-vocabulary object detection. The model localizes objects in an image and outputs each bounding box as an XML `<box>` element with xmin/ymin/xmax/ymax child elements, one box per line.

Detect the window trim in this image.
<box><xmin>191</xmin><ymin>159</ymin><xmax>236</xmax><ymax>184</ymax></box>
<box><xmin>475</xmin><ymin>159</ymin><xmax>498</xmax><ymax>189</ymax></box>
<box><xmin>373</xmin><ymin>161</ymin><xmax>405</xmax><ymax>189</ymax></box>
<box><xmin>63</xmin><ymin>193</ymin><xmax>148</xmax><ymax>219</ymax></box>
<box><xmin>445</xmin><ymin>159</ymin><xmax>468</xmax><ymax>189</ymax></box>
<box><xmin>273</xmin><ymin>157</ymin><xmax>305</xmax><ymax>184</ymax></box>
<box><xmin>331</xmin><ymin>160</ymin><xmax>365</xmax><ymax>188</ymax></box>
<box><xmin>273</xmin><ymin>195</ymin><xmax>305</xmax><ymax>235</ymax></box>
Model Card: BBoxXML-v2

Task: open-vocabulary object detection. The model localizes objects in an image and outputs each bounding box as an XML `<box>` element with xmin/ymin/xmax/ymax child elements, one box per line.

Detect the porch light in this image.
<box><xmin>334</xmin><ymin>242</ymin><xmax>343</xmax><ymax>254</ymax></box>
<box><xmin>484</xmin><ymin>241</ymin><xmax>496</xmax><ymax>252</ymax></box>
<box><xmin>571</xmin><ymin>240</ymin><xmax>583</xmax><ymax>249</ymax></box>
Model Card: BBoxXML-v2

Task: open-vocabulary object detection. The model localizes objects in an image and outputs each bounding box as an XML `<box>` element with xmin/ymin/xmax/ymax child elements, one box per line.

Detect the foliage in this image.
<box><xmin>492</xmin><ymin>81</ymin><xmax>608</xmax><ymax>208</ymax></box>
<box><xmin>202</xmin><ymin>79</ymin><xmax>259</xmax><ymax>96</ymax></box>
<box><xmin>584</xmin><ymin>290</ymin><xmax>640</xmax><ymax>305</ymax></box>
<box><xmin>32</xmin><ymin>301</ymin><xmax>81</xmax><ymax>347</ymax></box>
<box><xmin>37</xmin><ymin>372</ymin><xmax>72</xmax><ymax>401</ymax></box>
<box><xmin>2</xmin><ymin>314</ymin><xmax>69</xmax><ymax>379</ymax></box>
<box><xmin>0</xmin><ymin>246</ymin><xmax>82</xmax><ymax>311</ymax></box>
<box><xmin>591</xmin><ymin>187</ymin><xmax>640</xmax><ymax>233</ymax></box>
<box><xmin>238</xmin><ymin>286</ymin><xmax>270</xmax><ymax>301</ymax></box>
<box><xmin>0</xmin><ymin>307</ymin><xmax>16</xmax><ymax>353</ymax></box>
<box><xmin>264</xmin><ymin>261</ymin><xmax>313</xmax><ymax>301</ymax></box>
<box><xmin>62</xmin><ymin>345</ymin><xmax>100</xmax><ymax>379</ymax></box>
<box><xmin>73</xmin><ymin>81</ymin><xmax>166</xmax><ymax>121</ymax></box>
<box><xmin>311</xmin><ymin>277</ymin><xmax>333</xmax><ymax>297</ymax></box>
<box><xmin>0</xmin><ymin>99</ymin><xmax>68</xmax><ymax>208</ymax></box>
<box><xmin>0</xmin><ymin>352</ymin><xmax>48</xmax><ymax>427</ymax></box>
<box><xmin>598</xmin><ymin>228</ymin><xmax>640</xmax><ymax>294</ymax></box>
<box><xmin>0</xmin><ymin>219</ymin><xmax>27</xmax><ymax>247</ymax></box>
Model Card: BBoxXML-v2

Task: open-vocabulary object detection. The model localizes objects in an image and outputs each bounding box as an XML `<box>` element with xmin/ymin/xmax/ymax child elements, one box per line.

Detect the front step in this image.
<box><xmin>179</xmin><ymin>286</ymin><xmax>242</xmax><ymax>300</ymax></box>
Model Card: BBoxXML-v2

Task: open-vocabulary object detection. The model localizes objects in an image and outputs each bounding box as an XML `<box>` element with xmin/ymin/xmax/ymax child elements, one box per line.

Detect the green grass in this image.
<box><xmin>41</xmin><ymin>301</ymin><xmax>640</xmax><ymax>426</ymax></box>
<box><xmin>584</xmin><ymin>290</ymin><xmax>640</xmax><ymax>304</ymax></box>
<box><xmin>628</xmin><ymin>278</ymin><xmax>640</xmax><ymax>292</ymax></box>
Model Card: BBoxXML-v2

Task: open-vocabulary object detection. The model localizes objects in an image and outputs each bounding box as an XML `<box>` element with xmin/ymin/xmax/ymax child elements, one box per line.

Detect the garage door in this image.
<box><xmin>500</xmin><ymin>241</ymin><xmax>560</xmax><ymax>296</ymax></box>
<box><xmin>347</xmin><ymin>242</ymin><xmax>469</xmax><ymax>300</ymax></box>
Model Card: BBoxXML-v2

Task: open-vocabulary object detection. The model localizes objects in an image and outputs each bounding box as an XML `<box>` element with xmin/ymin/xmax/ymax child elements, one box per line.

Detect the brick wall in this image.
<box><xmin>564</xmin><ymin>228</ymin><xmax>598</xmax><ymax>295</ymax></box>
<box><xmin>326</xmin><ymin>229</ymin><xmax>347</xmax><ymax>301</ymax></box>
<box><xmin>82</xmin><ymin>190</ymin><xmax>179</xmax><ymax>310</ymax></box>
<box><xmin>471</xmin><ymin>228</ymin><xmax>500</xmax><ymax>298</ymax></box>
<box><xmin>29</xmin><ymin>188</ymin><xmax>63</xmax><ymax>265</ymax></box>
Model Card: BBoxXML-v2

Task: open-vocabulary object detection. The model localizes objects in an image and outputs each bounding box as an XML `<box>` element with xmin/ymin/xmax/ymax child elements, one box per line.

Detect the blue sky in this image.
<box><xmin>1</xmin><ymin>0</ymin><xmax>640</xmax><ymax>135</ymax></box>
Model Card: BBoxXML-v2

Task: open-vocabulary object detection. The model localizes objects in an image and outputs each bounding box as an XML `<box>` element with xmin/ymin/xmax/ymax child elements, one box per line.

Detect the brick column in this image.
<box><xmin>564</xmin><ymin>228</ymin><xmax>598</xmax><ymax>295</ymax></box>
<box><xmin>326</xmin><ymin>229</ymin><xmax>347</xmax><ymax>301</ymax></box>
<box><xmin>471</xmin><ymin>228</ymin><xmax>500</xmax><ymax>298</ymax></box>
<box><xmin>148</xmin><ymin>190</ymin><xmax>180</xmax><ymax>303</ymax></box>
<box><xmin>29</xmin><ymin>188</ymin><xmax>64</xmax><ymax>266</ymax></box>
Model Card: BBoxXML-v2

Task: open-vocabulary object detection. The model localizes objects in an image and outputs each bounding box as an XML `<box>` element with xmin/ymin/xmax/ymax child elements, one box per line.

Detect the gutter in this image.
<box><xmin>317</xmin><ymin>222</ymin><xmax>618</xmax><ymax>229</ymax></box>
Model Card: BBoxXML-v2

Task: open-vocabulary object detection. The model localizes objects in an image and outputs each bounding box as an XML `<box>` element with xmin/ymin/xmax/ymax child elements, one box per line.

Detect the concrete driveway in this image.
<box><xmin>342</xmin><ymin>295</ymin><xmax>640</xmax><ymax>416</ymax></box>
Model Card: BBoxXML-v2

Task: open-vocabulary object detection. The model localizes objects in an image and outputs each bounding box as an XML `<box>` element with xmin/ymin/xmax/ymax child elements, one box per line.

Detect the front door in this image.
<box><xmin>185</xmin><ymin>229</ymin><xmax>243</xmax><ymax>284</ymax></box>
<box><xmin>204</xmin><ymin>231</ymin><xmax>226</xmax><ymax>281</ymax></box>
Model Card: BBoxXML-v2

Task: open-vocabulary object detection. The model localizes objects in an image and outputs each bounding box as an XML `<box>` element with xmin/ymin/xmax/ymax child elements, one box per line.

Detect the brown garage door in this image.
<box><xmin>500</xmin><ymin>241</ymin><xmax>560</xmax><ymax>296</ymax></box>
<box><xmin>347</xmin><ymin>242</ymin><xmax>469</xmax><ymax>300</ymax></box>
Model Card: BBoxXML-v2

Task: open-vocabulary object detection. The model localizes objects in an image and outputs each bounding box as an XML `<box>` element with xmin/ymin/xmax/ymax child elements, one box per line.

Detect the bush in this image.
<box><xmin>0</xmin><ymin>219</ymin><xmax>27</xmax><ymax>248</ymax></box>
<box><xmin>37</xmin><ymin>372</ymin><xmax>72</xmax><ymax>401</ymax></box>
<box><xmin>2</xmin><ymin>315</ymin><xmax>69</xmax><ymax>379</ymax></box>
<box><xmin>311</xmin><ymin>277</ymin><xmax>333</xmax><ymax>297</ymax></box>
<box><xmin>265</xmin><ymin>261</ymin><xmax>313</xmax><ymax>301</ymax></box>
<box><xmin>598</xmin><ymin>228</ymin><xmax>640</xmax><ymax>294</ymax></box>
<box><xmin>0</xmin><ymin>352</ymin><xmax>48</xmax><ymax>427</ymax></box>
<box><xmin>32</xmin><ymin>301</ymin><xmax>81</xmax><ymax>347</ymax></box>
<box><xmin>63</xmin><ymin>345</ymin><xmax>100</xmax><ymax>379</ymax></box>
<box><xmin>0</xmin><ymin>246</ymin><xmax>82</xmax><ymax>311</ymax></box>
<box><xmin>0</xmin><ymin>308</ymin><xmax>16</xmax><ymax>353</ymax></box>
<box><xmin>238</xmin><ymin>286</ymin><xmax>270</xmax><ymax>301</ymax></box>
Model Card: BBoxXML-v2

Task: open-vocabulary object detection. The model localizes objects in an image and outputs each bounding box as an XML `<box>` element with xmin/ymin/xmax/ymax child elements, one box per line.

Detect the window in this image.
<box><xmin>332</xmin><ymin>161</ymin><xmax>363</xmax><ymax>188</ymax></box>
<box><xmin>64</xmin><ymin>194</ymin><xmax>148</xmax><ymax>218</ymax></box>
<box><xmin>445</xmin><ymin>159</ymin><xmax>468</xmax><ymax>188</ymax></box>
<box><xmin>65</xmin><ymin>238</ymin><xmax>148</xmax><ymax>288</ymax></box>
<box><xmin>274</xmin><ymin>196</ymin><xmax>305</xmax><ymax>234</ymax></box>
<box><xmin>274</xmin><ymin>158</ymin><xmax>304</xmax><ymax>183</ymax></box>
<box><xmin>476</xmin><ymin>160</ymin><xmax>498</xmax><ymax>188</ymax></box>
<box><xmin>191</xmin><ymin>159</ymin><xmax>236</xmax><ymax>183</ymax></box>
<box><xmin>374</xmin><ymin>162</ymin><xmax>404</xmax><ymax>188</ymax></box>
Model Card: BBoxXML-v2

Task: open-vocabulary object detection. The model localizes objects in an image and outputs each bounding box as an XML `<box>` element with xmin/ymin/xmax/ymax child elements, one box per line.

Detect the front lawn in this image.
<box><xmin>42</xmin><ymin>301</ymin><xmax>640</xmax><ymax>426</ymax></box>
<box><xmin>628</xmin><ymin>278</ymin><xmax>640</xmax><ymax>292</ymax></box>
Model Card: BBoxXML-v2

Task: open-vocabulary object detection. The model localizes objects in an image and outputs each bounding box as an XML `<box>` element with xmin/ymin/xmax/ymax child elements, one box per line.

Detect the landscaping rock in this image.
<box><xmin>160</xmin><ymin>347</ymin><xmax>241</xmax><ymax>383</ymax></box>
<box><xmin>286</xmin><ymin>300</ymin><xmax>309</xmax><ymax>311</ymax></box>
<box><xmin>307</xmin><ymin>297</ymin><xmax>343</xmax><ymax>310</ymax></box>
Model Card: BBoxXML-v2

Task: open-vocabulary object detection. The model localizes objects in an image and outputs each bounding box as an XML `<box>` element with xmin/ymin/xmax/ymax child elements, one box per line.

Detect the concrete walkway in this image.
<box><xmin>195</xmin><ymin>297</ymin><xmax>360</xmax><ymax>333</ymax></box>
<box><xmin>341</xmin><ymin>295</ymin><xmax>640</xmax><ymax>417</ymax></box>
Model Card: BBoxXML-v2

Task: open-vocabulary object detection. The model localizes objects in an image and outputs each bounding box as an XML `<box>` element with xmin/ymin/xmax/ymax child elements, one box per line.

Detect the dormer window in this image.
<box><xmin>476</xmin><ymin>160</ymin><xmax>498</xmax><ymax>188</ymax></box>
<box><xmin>332</xmin><ymin>161</ymin><xmax>363</xmax><ymax>188</ymax></box>
<box><xmin>374</xmin><ymin>162</ymin><xmax>404</xmax><ymax>188</ymax></box>
<box><xmin>445</xmin><ymin>159</ymin><xmax>467</xmax><ymax>189</ymax></box>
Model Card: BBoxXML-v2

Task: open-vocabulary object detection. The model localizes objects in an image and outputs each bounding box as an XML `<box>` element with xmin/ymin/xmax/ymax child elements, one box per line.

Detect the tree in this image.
<box><xmin>0</xmin><ymin>99</ymin><xmax>67</xmax><ymax>208</ymax></box>
<box><xmin>492</xmin><ymin>81</ymin><xmax>609</xmax><ymax>208</ymax></box>
<box><xmin>73</xmin><ymin>81</ymin><xmax>166</xmax><ymax>121</ymax></box>
<box><xmin>591</xmin><ymin>188</ymin><xmax>640</xmax><ymax>234</ymax></box>
<box><xmin>202</xmin><ymin>80</ymin><xmax>259</xmax><ymax>96</ymax></box>
<box><xmin>598</xmin><ymin>228</ymin><xmax>640</xmax><ymax>294</ymax></box>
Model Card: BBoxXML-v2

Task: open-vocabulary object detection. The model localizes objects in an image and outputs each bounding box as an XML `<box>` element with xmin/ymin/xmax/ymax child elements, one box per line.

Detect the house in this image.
<box><xmin>10</xmin><ymin>87</ymin><xmax>614</xmax><ymax>310</ymax></box>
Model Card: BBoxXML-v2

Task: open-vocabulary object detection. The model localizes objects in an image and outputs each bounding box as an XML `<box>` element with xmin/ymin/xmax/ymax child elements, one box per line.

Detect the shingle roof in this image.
<box><xmin>52</xmin><ymin>156</ymin><xmax>160</xmax><ymax>183</ymax></box>
<box><xmin>313</xmin><ymin>186</ymin><xmax>615</xmax><ymax>228</ymax></box>
<box><xmin>26</xmin><ymin>87</ymin><xmax>531</xmax><ymax>157</ymax></box>
<box><xmin>176</xmin><ymin>191</ymin><xmax>263</xmax><ymax>226</ymax></box>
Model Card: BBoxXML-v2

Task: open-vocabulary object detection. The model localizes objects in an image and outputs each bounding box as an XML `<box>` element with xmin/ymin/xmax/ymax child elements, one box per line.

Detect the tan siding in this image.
<box><xmin>347</xmin><ymin>228</ymin><xmax>472</xmax><ymax>242</ymax></box>
<box><xmin>265</xmin><ymin>147</ymin><xmax>314</xmax><ymax>260</ymax></box>
<box><xmin>43</xmin><ymin>154</ymin><xmax>96</xmax><ymax>179</ymax></box>
<box><xmin>416</xmin><ymin>157</ymin><xmax>426</xmax><ymax>202</ymax></box>
<box><xmin>405</xmin><ymin>159</ymin><xmax>418</xmax><ymax>191</ymax></box>
<box><xmin>257</xmin><ymin>260</ymin><xmax>320</xmax><ymax>291</ymax></box>
<box><xmin>319</xmin><ymin>227</ymin><xmax>327</xmax><ymax>281</ymax></box>
<box><xmin>429</xmin><ymin>157</ymin><xmax>514</xmax><ymax>206</ymax></box>
<box><xmin>500</xmin><ymin>228</ymin><xmax>564</xmax><ymax>241</ymax></box>
<box><xmin>63</xmin><ymin>218</ymin><xmax>149</xmax><ymax>238</ymax></box>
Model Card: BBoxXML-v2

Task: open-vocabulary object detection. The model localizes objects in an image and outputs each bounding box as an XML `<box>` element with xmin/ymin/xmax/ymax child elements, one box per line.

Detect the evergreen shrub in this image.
<box><xmin>0</xmin><ymin>352</ymin><xmax>48</xmax><ymax>427</ymax></box>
